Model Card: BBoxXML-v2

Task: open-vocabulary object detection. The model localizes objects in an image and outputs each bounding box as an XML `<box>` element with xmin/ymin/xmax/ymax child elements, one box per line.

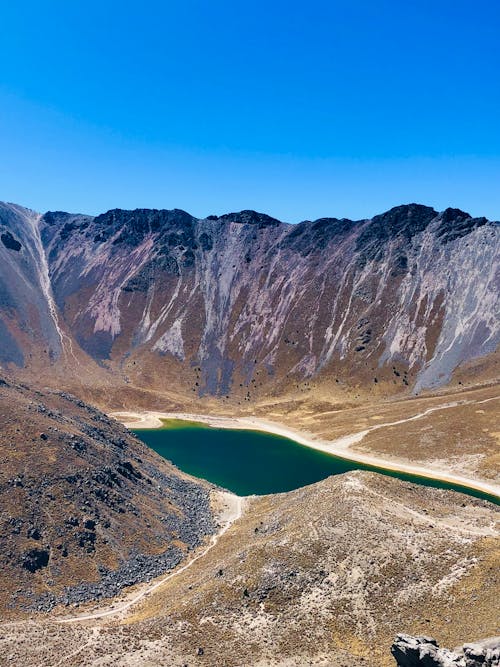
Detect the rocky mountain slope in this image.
<box><xmin>2</xmin><ymin>472</ymin><xmax>498</xmax><ymax>666</ymax></box>
<box><xmin>0</xmin><ymin>376</ymin><xmax>215</xmax><ymax>616</ymax></box>
<box><xmin>1</xmin><ymin>201</ymin><xmax>498</xmax><ymax>402</ymax></box>
<box><xmin>0</xmin><ymin>200</ymin><xmax>499</xmax><ymax>665</ymax></box>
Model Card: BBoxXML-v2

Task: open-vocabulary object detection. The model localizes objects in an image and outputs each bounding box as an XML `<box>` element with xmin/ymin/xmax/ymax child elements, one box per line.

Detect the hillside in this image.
<box><xmin>0</xmin><ymin>377</ymin><xmax>216</xmax><ymax>617</ymax></box>
<box><xmin>0</xmin><ymin>200</ymin><xmax>499</xmax><ymax>665</ymax></box>
<box><xmin>1</xmin><ymin>471</ymin><xmax>498</xmax><ymax>666</ymax></box>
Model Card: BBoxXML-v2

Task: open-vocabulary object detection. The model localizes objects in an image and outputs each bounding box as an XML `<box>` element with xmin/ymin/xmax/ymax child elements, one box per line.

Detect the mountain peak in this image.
<box><xmin>94</xmin><ymin>207</ymin><xmax>195</xmax><ymax>225</ymax></box>
<box><xmin>441</xmin><ymin>206</ymin><xmax>472</xmax><ymax>222</ymax></box>
<box><xmin>211</xmin><ymin>210</ymin><xmax>282</xmax><ymax>226</ymax></box>
<box><xmin>436</xmin><ymin>207</ymin><xmax>488</xmax><ymax>242</ymax></box>
<box><xmin>371</xmin><ymin>203</ymin><xmax>437</xmax><ymax>224</ymax></box>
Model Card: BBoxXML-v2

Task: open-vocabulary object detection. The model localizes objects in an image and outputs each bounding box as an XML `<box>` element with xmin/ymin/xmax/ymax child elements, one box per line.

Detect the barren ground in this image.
<box><xmin>1</xmin><ymin>472</ymin><xmax>498</xmax><ymax>667</ymax></box>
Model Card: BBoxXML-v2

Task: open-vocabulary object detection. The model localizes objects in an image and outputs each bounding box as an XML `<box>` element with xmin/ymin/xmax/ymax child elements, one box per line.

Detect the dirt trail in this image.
<box><xmin>52</xmin><ymin>399</ymin><xmax>497</xmax><ymax>626</ymax></box>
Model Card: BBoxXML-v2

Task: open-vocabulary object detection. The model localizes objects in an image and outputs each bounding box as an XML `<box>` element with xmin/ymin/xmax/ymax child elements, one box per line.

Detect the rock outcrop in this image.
<box><xmin>392</xmin><ymin>634</ymin><xmax>500</xmax><ymax>667</ymax></box>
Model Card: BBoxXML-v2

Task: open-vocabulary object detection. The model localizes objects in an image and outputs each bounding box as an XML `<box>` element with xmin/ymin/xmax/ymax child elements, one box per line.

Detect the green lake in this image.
<box><xmin>134</xmin><ymin>419</ymin><xmax>500</xmax><ymax>504</ymax></box>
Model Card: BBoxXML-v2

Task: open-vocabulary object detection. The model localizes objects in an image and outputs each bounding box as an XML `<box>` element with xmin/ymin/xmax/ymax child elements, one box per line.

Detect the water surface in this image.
<box><xmin>134</xmin><ymin>419</ymin><xmax>499</xmax><ymax>504</ymax></box>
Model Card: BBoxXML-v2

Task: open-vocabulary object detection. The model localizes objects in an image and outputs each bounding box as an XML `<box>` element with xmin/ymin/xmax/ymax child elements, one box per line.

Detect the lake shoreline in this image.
<box><xmin>110</xmin><ymin>410</ymin><xmax>500</xmax><ymax>502</ymax></box>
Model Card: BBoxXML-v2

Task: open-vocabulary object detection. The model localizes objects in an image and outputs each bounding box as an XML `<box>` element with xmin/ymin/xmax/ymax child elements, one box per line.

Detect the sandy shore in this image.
<box><xmin>110</xmin><ymin>409</ymin><xmax>500</xmax><ymax>501</ymax></box>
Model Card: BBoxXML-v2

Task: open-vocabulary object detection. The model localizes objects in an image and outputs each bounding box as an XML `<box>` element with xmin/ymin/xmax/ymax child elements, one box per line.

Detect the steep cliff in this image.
<box><xmin>0</xmin><ymin>202</ymin><xmax>498</xmax><ymax>401</ymax></box>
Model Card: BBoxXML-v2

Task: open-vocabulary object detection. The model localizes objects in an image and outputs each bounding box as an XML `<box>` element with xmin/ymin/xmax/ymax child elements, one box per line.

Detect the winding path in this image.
<box><xmin>57</xmin><ymin>399</ymin><xmax>498</xmax><ymax>625</ymax></box>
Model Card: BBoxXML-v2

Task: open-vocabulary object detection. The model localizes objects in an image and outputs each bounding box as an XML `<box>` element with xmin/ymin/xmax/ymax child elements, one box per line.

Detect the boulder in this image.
<box><xmin>391</xmin><ymin>634</ymin><xmax>500</xmax><ymax>667</ymax></box>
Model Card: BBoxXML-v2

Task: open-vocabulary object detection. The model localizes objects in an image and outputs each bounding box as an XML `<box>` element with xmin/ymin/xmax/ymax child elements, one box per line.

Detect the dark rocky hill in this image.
<box><xmin>0</xmin><ymin>376</ymin><xmax>215</xmax><ymax>615</ymax></box>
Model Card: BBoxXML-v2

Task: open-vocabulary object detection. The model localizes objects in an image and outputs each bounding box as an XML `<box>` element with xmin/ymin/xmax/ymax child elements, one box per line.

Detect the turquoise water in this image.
<box><xmin>134</xmin><ymin>419</ymin><xmax>499</xmax><ymax>504</ymax></box>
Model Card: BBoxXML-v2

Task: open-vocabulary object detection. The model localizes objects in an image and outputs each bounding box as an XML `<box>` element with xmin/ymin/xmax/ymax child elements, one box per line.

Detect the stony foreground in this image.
<box><xmin>0</xmin><ymin>378</ymin><xmax>215</xmax><ymax>615</ymax></box>
<box><xmin>1</xmin><ymin>471</ymin><xmax>498</xmax><ymax>666</ymax></box>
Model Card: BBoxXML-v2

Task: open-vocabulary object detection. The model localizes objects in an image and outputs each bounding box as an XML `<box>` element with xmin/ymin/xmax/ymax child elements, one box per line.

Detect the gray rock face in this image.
<box><xmin>0</xmin><ymin>201</ymin><xmax>498</xmax><ymax>397</ymax></box>
<box><xmin>391</xmin><ymin>634</ymin><xmax>500</xmax><ymax>667</ymax></box>
<box><xmin>0</xmin><ymin>202</ymin><xmax>64</xmax><ymax>364</ymax></box>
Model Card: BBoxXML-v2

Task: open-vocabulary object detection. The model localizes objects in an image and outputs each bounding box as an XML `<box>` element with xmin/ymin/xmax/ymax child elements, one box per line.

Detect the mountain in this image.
<box><xmin>0</xmin><ymin>376</ymin><xmax>215</xmax><ymax>616</ymax></box>
<box><xmin>0</xmin><ymin>200</ymin><xmax>498</xmax><ymax>665</ymax></box>
<box><xmin>0</xmin><ymin>201</ymin><xmax>498</xmax><ymax>404</ymax></box>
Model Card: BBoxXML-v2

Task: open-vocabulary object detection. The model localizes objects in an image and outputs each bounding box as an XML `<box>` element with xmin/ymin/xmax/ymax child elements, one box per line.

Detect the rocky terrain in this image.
<box><xmin>0</xmin><ymin>377</ymin><xmax>216</xmax><ymax>616</ymax></box>
<box><xmin>0</xmin><ymin>200</ymin><xmax>499</xmax><ymax>665</ymax></box>
<box><xmin>1</xmin><ymin>199</ymin><xmax>498</xmax><ymax>483</ymax></box>
<box><xmin>0</xmin><ymin>201</ymin><xmax>498</xmax><ymax>403</ymax></box>
<box><xmin>0</xmin><ymin>472</ymin><xmax>498</xmax><ymax>666</ymax></box>
<box><xmin>392</xmin><ymin>634</ymin><xmax>500</xmax><ymax>667</ymax></box>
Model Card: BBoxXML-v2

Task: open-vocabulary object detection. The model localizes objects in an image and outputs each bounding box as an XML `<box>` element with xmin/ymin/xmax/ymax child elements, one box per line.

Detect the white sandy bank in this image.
<box><xmin>110</xmin><ymin>408</ymin><xmax>500</xmax><ymax>501</ymax></box>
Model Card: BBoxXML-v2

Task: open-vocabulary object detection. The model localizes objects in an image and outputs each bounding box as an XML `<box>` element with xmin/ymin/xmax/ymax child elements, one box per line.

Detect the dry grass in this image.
<box><xmin>2</xmin><ymin>472</ymin><xmax>498</xmax><ymax>667</ymax></box>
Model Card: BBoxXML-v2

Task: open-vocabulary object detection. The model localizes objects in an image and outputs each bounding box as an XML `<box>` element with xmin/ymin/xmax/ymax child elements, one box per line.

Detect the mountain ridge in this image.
<box><xmin>8</xmin><ymin>200</ymin><xmax>494</xmax><ymax>225</ymax></box>
<box><xmin>0</xmin><ymin>200</ymin><xmax>498</xmax><ymax>402</ymax></box>
<box><xmin>0</xmin><ymin>200</ymin><xmax>499</xmax><ymax>665</ymax></box>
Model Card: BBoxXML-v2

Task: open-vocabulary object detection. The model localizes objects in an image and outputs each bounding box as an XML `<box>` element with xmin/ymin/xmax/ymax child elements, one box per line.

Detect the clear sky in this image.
<box><xmin>1</xmin><ymin>0</ymin><xmax>499</xmax><ymax>221</ymax></box>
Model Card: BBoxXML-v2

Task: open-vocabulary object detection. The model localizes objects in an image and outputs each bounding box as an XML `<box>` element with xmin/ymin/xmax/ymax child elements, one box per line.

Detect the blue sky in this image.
<box><xmin>1</xmin><ymin>0</ymin><xmax>499</xmax><ymax>221</ymax></box>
